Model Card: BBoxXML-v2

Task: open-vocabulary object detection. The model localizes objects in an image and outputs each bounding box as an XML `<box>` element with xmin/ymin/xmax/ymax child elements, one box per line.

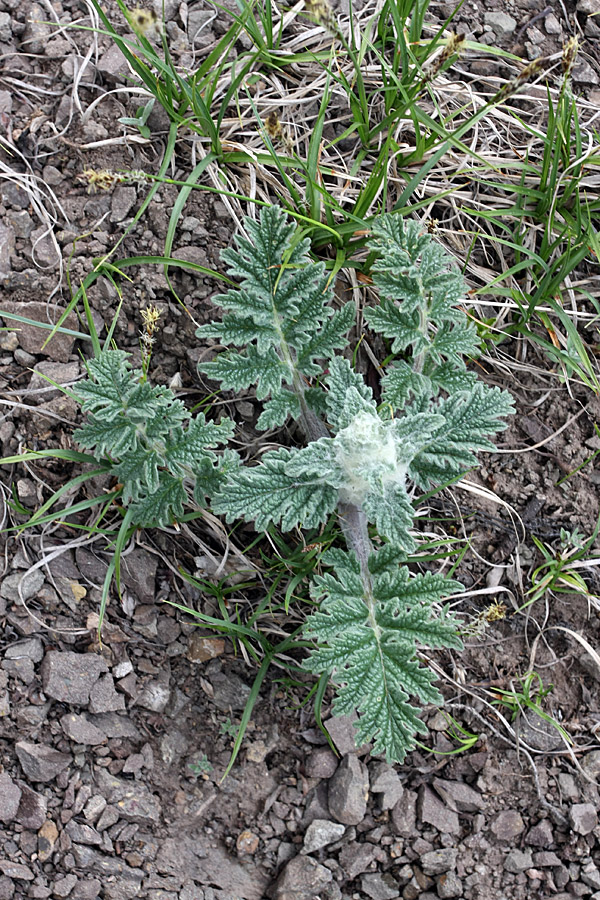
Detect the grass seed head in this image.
<box><xmin>126</xmin><ymin>6</ymin><xmax>163</xmax><ymax>37</ymax></box>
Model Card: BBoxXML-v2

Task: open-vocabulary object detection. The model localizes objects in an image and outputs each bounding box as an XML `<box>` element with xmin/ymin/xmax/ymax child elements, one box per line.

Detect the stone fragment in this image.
<box><xmin>136</xmin><ymin>676</ymin><xmax>170</xmax><ymax>713</ymax></box>
<box><xmin>2</xmin><ymin>656</ymin><xmax>35</xmax><ymax>684</ymax></box>
<box><xmin>516</xmin><ymin>710</ymin><xmax>563</xmax><ymax>751</ymax></box>
<box><xmin>53</xmin><ymin>874</ymin><xmax>78</xmax><ymax>898</ymax></box>
<box><xmin>437</xmin><ymin>871</ymin><xmax>463</xmax><ymax>898</ymax></box>
<box><xmin>110</xmin><ymin>187</ymin><xmax>137</xmax><ymax>223</ymax></box>
<box><xmin>432</xmin><ymin>778</ymin><xmax>484</xmax><ymax>813</ymax></box>
<box><xmin>325</xmin><ymin>712</ymin><xmax>369</xmax><ymax>756</ymax></box>
<box><xmin>503</xmin><ymin>849</ymin><xmax>533</xmax><ymax>873</ymax></box>
<box><xmin>94</xmin><ymin>770</ymin><xmax>160</xmax><ymax>826</ymax></box>
<box><xmin>61</xmin><ymin>713</ymin><xmax>107</xmax><ymax>745</ymax></box>
<box><xmin>15</xmin><ymin>740</ymin><xmax>71</xmax><ymax>782</ymax></box>
<box><xmin>302</xmin><ymin>819</ymin><xmax>345</xmax><ymax>854</ymax></box>
<box><xmin>5</xmin><ymin>637</ymin><xmax>43</xmax><ymax>662</ymax></box>
<box><xmin>301</xmin><ymin>782</ymin><xmax>330</xmax><ymax>827</ymax></box>
<box><xmin>37</xmin><ymin>819</ymin><xmax>58</xmax><ymax>862</ymax></box>
<box><xmin>236</xmin><ymin>830</ymin><xmax>259</xmax><ymax>855</ymax></box>
<box><xmin>65</xmin><ymin>820</ymin><xmax>102</xmax><ymax>845</ymax></box>
<box><xmin>417</xmin><ymin>785</ymin><xmax>460</xmax><ymax>835</ymax></box>
<box><xmin>96</xmin><ymin>805</ymin><xmax>120</xmax><ymax>831</ymax></box>
<box><xmin>272</xmin><ymin>855</ymin><xmax>333</xmax><ymax>899</ymax></box>
<box><xmin>370</xmin><ymin>763</ymin><xmax>404</xmax><ymax>810</ymax></box>
<box><xmin>0</xmin><ymin>862</ymin><xmax>34</xmax><ymax>881</ymax></box>
<box><xmin>206</xmin><ymin>664</ymin><xmax>250</xmax><ymax>712</ymax></box>
<box><xmin>87</xmin><ymin>712</ymin><xmax>140</xmax><ymax>740</ymax></box>
<box><xmin>338</xmin><ymin>842</ymin><xmax>377</xmax><ymax>880</ymax></box>
<box><xmin>22</xmin><ymin>3</ymin><xmax>51</xmax><ymax>52</ymax></box>
<box><xmin>391</xmin><ymin>789</ymin><xmax>417</xmax><ymax>837</ymax></box>
<box><xmin>186</xmin><ymin>634</ymin><xmax>225</xmax><ymax>662</ymax></box>
<box><xmin>71</xmin><ymin>879</ymin><xmax>101</xmax><ymax>899</ymax></box>
<box><xmin>581</xmin><ymin>751</ymin><xmax>600</xmax><ymax>780</ymax></box>
<box><xmin>305</xmin><ymin>747</ymin><xmax>338</xmax><ymax>779</ymax></box>
<box><xmin>525</xmin><ymin>819</ymin><xmax>553</xmax><ymax>846</ymax></box>
<box><xmin>0</xmin><ymin>772</ymin><xmax>21</xmax><ymax>823</ymax></box>
<box><xmin>490</xmin><ymin>810</ymin><xmax>525</xmax><ymax>840</ymax></box>
<box><xmin>41</xmin><ymin>651</ymin><xmax>107</xmax><ymax>705</ymax></box>
<box><xmin>0</xmin><ymin>569</ymin><xmax>44</xmax><ymax>603</ymax></box>
<box><xmin>0</xmin><ymin>875</ymin><xmax>14</xmax><ymax>900</ymax></box>
<box><xmin>88</xmin><ymin>674</ymin><xmax>125</xmax><ymax>714</ymax></box>
<box><xmin>570</xmin><ymin>803</ymin><xmax>598</xmax><ymax>835</ymax></box>
<box><xmin>15</xmin><ymin>781</ymin><xmax>47</xmax><ymax>828</ymax></box>
<box><xmin>545</xmin><ymin>12</ymin><xmax>561</xmax><ymax>33</ymax></box>
<box><xmin>533</xmin><ymin>851</ymin><xmax>561</xmax><ymax>867</ymax></box>
<box><xmin>0</xmin><ymin>302</ymin><xmax>78</xmax><ymax>362</ymax></box>
<box><xmin>97</xmin><ymin>44</ymin><xmax>129</xmax><ymax>83</ymax></box>
<box><xmin>328</xmin><ymin>755</ymin><xmax>369</xmax><ymax>825</ymax></box>
<box><xmin>420</xmin><ymin>848</ymin><xmax>458</xmax><ymax>876</ymax></box>
<box><xmin>120</xmin><ymin>548</ymin><xmax>157</xmax><ymax>604</ymax></box>
<box><xmin>582</xmin><ymin>862</ymin><xmax>600</xmax><ymax>890</ymax></box>
<box><xmin>360</xmin><ymin>872</ymin><xmax>400</xmax><ymax>900</ymax></box>
<box><xmin>83</xmin><ymin>795</ymin><xmax>107</xmax><ymax>822</ymax></box>
<box><xmin>483</xmin><ymin>11</ymin><xmax>517</xmax><ymax>36</ymax></box>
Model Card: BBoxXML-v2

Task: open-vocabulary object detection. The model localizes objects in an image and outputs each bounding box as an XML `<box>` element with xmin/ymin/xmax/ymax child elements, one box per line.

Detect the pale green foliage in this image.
<box><xmin>197</xmin><ymin>205</ymin><xmax>355</xmax><ymax>429</ymax></box>
<box><xmin>304</xmin><ymin>548</ymin><xmax>463</xmax><ymax>761</ymax></box>
<box><xmin>73</xmin><ymin>349</ymin><xmax>234</xmax><ymax>527</ymax></box>
<box><xmin>206</xmin><ymin>206</ymin><xmax>514</xmax><ymax>762</ymax></box>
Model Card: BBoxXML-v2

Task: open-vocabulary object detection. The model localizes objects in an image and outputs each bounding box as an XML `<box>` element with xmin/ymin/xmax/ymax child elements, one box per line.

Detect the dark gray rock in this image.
<box><xmin>338</xmin><ymin>842</ymin><xmax>377</xmax><ymax>880</ymax></box>
<box><xmin>61</xmin><ymin>713</ymin><xmax>108</xmax><ymax>745</ymax></box>
<box><xmin>205</xmin><ymin>663</ymin><xmax>250</xmax><ymax>712</ymax></box>
<box><xmin>87</xmin><ymin>712</ymin><xmax>140</xmax><ymax>740</ymax></box>
<box><xmin>302</xmin><ymin>819</ymin><xmax>345</xmax><ymax>854</ymax></box>
<box><xmin>582</xmin><ymin>862</ymin><xmax>600</xmax><ymax>890</ymax></box>
<box><xmin>0</xmin><ymin>772</ymin><xmax>21</xmax><ymax>823</ymax></box>
<box><xmin>65</xmin><ymin>821</ymin><xmax>102</xmax><ymax>845</ymax></box>
<box><xmin>0</xmin><ymin>862</ymin><xmax>34</xmax><ymax>881</ymax></box>
<box><xmin>570</xmin><ymin>803</ymin><xmax>598</xmax><ymax>835</ymax></box>
<box><xmin>0</xmin><ymin>569</ymin><xmax>44</xmax><ymax>603</ymax></box>
<box><xmin>5</xmin><ymin>637</ymin><xmax>44</xmax><ymax>662</ymax></box>
<box><xmin>2</xmin><ymin>657</ymin><xmax>35</xmax><ymax>683</ymax></box>
<box><xmin>391</xmin><ymin>789</ymin><xmax>417</xmax><ymax>837</ymax></box>
<box><xmin>71</xmin><ymin>879</ymin><xmax>102</xmax><ymax>899</ymax></box>
<box><xmin>420</xmin><ymin>848</ymin><xmax>458</xmax><ymax>876</ymax></box>
<box><xmin>370</xmin><ymin>763</ymin><xmax>404</xmax><ymax>810</ymax></box>
<box><xmin>490</xmin><ymin>810</ymin><xmax>525</xmax><ymax>840</ymax></box>
<box><xmin>110</xmin><ymin>187</ymin><xmax>137</xmax><ymax>224</ymax></box>
<box><xmin>0</xmin><ymin>302</ymin><xmax>77</xmax><ymax>362</ymax></box>
<box><xmin>305</xmin><ymin>747</ymin><xmax>338</xmax><ymax>779</ymax></box>
<box><xmin>15</xmin><ymin>740</ymin><xmax>71</xmax><ymax>782</ymax></box>
<box><xmin>15</xmin><ymin>781</ymin><xmax>47</xmax><ymax>828</ymax></box>
<box><xmin>328</xmin><ymin>755</ymin><xmax>369</xmax><ymax>826</ymax></box>
<box><xmin>525</xmin><ymin>819</ymin><xmax>554</xmax><ymax>846</ymax></box>
<box><xmin>97</xmin><ymin>44</ymin><xmax>129</xmax><ymax>83</ymax></box>
<box><xmin>360</xmin><ymin>872</ymin><xmax>400</xmax><ymax>900</ymax></box>
<box><xmin>88</xmin><ymin>675</ymin><xmax>125</xmax><ymax>714</ymax></box>
<box><xmin>302</xmin><ymin>781</ymin><xmax>330</xmax><ymax>827</ymax></box>
<box><xmin>93</xmin><ymin>770</ymin><xmax>160</xmax><ymax>826</ymax></box>
<box><xmin>325</xmin><ymin>712</ymin><xmax>369</xmax><ymax>756</ymax></box>
<box><xmin>432</xmin><ymin>778</ymin><xmax>485</xmax><ymax>813</ymax></box>
<box><xmin>503</xmin><ymin>849</ymin><xmax>533</xmax><ymax>873</ymax></box>
<box><xmin>41</xmin><ymin>651</ymin><xmax>107</xmax><ymax>705</ymax></box>
<box><xmin>437</xmin><ymin>871</ymin><xmax>463</xmax><ymax>898</ymax></box>
<box><xmin>483</xmin><ymin>10</ymin><xmax>517</xmax><ymax>36</ymax></box>
<box><xmin>22</xmin><ymin>3</ymin><xmax>51</xmax><ymax>52</ymax></box>
<box><xmin>121</xmin><ymin>548</ymin><xmax>157</xmax><ymax>604</ymax></box>
<box><xmin>0</xmin><ymin>876</ymin><xmax>14</xmax><ymax>900</ymax></box>
<box><xmin>53</xmin><ymin>875</ymin><xmax>78</xmax><ymax>898</ymax></box>
<box><xmin>272</xmin><ymin>855</ymin><xmax>333</xmax><ymax>900</ymax></box>
<box><xmin>417</xmin><ymin>785</ymin><xmax>460</xmax><ymax>835</ymax></box>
